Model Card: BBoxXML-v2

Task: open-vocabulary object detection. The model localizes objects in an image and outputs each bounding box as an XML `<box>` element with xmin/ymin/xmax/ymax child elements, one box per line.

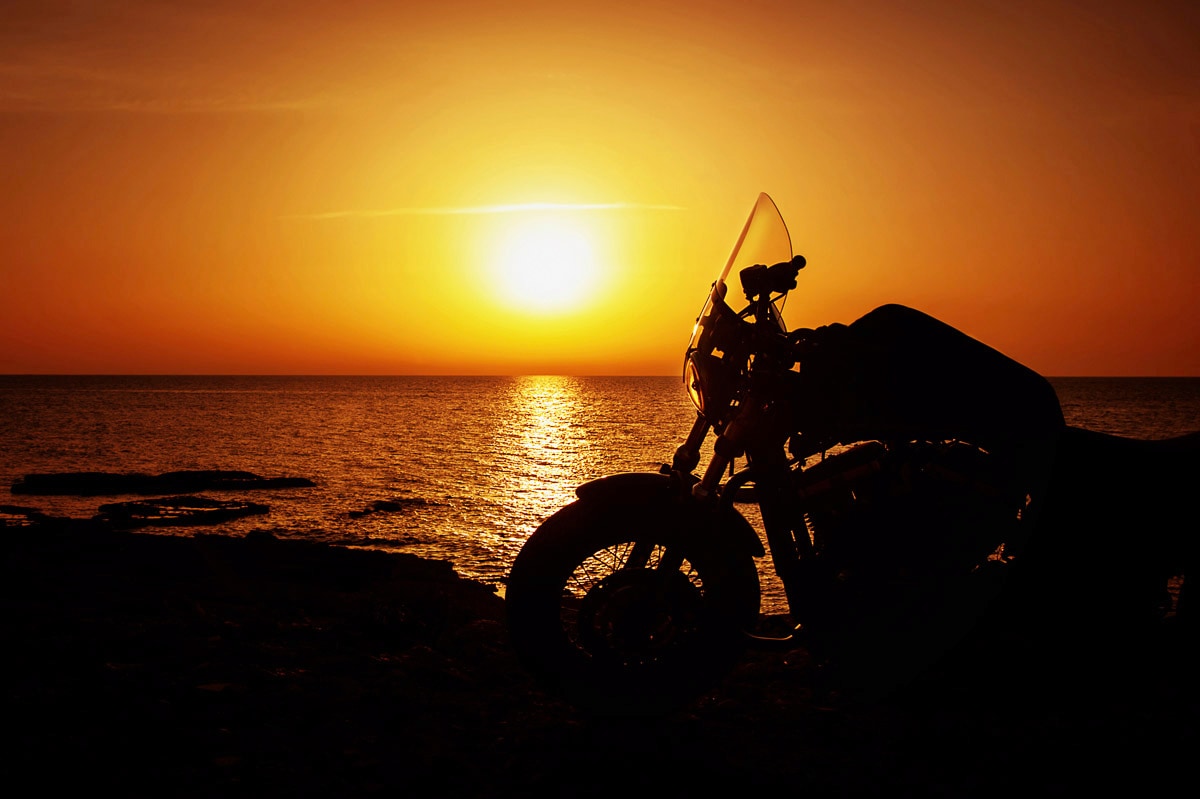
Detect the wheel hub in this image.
<box><xmin>575</xmin><ymin>566</ymin><xmax>703</xmax><ymax>665</ymax></box>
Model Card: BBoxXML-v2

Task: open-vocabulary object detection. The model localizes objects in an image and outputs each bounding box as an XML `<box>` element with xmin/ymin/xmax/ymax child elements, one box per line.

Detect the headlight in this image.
<box><xmin>684</xmin><ymin>351</ymin><xmax>742</xmax><ymax>426</ymax></box>
<box><xmin>684</xmin><ymin>355</ymin><xmax>706</xmax><ymax>416</ymax></box>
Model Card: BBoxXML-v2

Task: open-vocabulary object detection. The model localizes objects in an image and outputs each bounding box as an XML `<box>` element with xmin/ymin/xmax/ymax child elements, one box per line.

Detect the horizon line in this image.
<box><xmin>3</xmin><ymin>373</ymin><xmax>1198</xmax><ymax>379</ymax></box>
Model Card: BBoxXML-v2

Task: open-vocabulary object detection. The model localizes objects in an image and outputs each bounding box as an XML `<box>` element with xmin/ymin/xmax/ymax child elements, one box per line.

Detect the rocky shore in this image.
<box><xmin>5</xmin><ymin>521</ymin><xmax>1195</xmax><ymax>797</ymax></box>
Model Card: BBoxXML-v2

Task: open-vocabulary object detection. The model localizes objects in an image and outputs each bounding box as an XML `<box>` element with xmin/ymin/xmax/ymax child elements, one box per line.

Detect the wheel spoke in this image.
<box><xmin>567</xmin><ymin>542</ymin><xmax>637</xmax><ymax>597</ymax></box>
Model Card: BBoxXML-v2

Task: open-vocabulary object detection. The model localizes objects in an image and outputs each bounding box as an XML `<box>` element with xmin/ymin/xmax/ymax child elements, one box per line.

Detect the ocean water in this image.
<box><xmin>0</xmin><ymin>376</ymin><xmax>697</xmax><ymax>588</ymax></box>
<box><xmin>3</xmin><ymin>375</ymin><xmax>1198</xmax><ymax>611</ymax></box>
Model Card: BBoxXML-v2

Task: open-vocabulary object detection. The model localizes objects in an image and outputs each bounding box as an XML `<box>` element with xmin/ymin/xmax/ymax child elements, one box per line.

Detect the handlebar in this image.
<box><xmin>739</xmin><ymin>255</ymin><xmax>806</xmax><ymax>300</ymax></box>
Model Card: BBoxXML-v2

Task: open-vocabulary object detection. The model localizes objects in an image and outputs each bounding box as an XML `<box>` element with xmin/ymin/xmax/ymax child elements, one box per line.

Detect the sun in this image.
<box><xmin>492</xmin><ymin>216</ymin><xmax>599</xmax><ymax>313</ymax></box>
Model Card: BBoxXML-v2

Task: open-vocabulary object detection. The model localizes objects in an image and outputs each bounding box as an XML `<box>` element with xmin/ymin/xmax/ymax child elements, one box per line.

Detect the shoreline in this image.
<box><xmin>5</xmin><ymin>522</ymin><xmax>1195</xmax><ymax>795</ymax></box>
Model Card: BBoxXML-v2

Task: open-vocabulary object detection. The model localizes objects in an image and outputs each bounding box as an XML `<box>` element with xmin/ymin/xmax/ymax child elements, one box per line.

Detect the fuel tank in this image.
<box><xmin>798</xmin><ymin>304</ymin><xmax>1064</xmax><ymax>450</ymax></box>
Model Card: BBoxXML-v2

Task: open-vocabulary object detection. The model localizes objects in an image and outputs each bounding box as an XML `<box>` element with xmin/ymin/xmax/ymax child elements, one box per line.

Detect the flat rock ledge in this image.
<box><xmin>3</xmin><ymin>523</ymin><xmax>1196</xmax><ymax>797</ymax></box>
<box><xmin>11</xmin><ymin>469</ymin><xmax>315</xmax><ymax>496</ymax></box>
<box><xmin>97</xmin><ymin>496</ymin><xmax>271</xmax><ymax>528</ymax></box>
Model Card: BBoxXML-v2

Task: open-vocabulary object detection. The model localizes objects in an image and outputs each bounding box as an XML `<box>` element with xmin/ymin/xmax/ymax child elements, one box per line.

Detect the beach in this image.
<box><xmin>5</xmin><ymin>521</ymin><xmax>1195</xmax><ymax>797</ymax></box>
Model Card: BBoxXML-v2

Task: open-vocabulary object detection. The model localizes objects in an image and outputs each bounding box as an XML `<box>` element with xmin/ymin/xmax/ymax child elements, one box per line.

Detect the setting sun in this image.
<box><xmin>1</xmin><ymin>1</ymin><xmax>1197</xmax><ymax>376</ymax></box>
<box><xmin>492</xmin><ymin>216</ymin><xmax>600</xmax><ymax>313</ymax></box>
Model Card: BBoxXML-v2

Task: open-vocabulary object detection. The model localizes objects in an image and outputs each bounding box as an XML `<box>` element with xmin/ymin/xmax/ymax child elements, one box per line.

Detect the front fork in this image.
<box><xmin>626</xmin><ymin>540</ymin><xmax>686</xmax><ymax>573</ymax></box>
<box><xmin>688</xmin><ymin>407</ymin><xmax>818</xmax><ymax>634</ymax></box>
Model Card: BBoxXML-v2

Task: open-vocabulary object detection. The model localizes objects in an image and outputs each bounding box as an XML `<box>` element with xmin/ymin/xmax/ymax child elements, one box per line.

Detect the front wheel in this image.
<box><xmin>505</xmin><ymin>498</ymin><xmax>761</xmax><ymax>714</ymax></box>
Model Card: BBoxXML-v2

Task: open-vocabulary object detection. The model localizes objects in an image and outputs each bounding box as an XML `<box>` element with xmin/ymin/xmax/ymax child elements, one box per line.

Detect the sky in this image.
<box><xmin>2</xmin><ymin>0</ymin><xmax>1197</xmax><ymax>375</ymax></box>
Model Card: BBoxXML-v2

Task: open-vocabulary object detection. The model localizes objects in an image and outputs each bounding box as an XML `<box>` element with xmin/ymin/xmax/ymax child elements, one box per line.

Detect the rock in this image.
<box><xmin>11</xmin><ymin>469</ymin><xmax>315</xmax><ymax>496</ymax></box>
<box><xmin>349</xmin><ymin>497</ymin><xmax>444</xmax><ymax>518</ymax></box>
<box><xmin>96</xmin><ymin>495</ymin><xmax>270</xmax><ymax>528</ymax></box>
<box><xmin>3</xmin><ymin>524</ymin><xmax>1192</xmax><ymax>797</ymax></box>
<box><xmin>1</xmin><ymin>504</ymin><xmax>51</xmax><ymax>528</ymax></box>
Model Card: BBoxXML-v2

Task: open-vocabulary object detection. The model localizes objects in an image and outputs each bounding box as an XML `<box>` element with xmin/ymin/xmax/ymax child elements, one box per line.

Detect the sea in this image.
<box><xmin>3</xmin><ymin>375</ymin><xmax>1199</xmax><ymax>612</ymax></box>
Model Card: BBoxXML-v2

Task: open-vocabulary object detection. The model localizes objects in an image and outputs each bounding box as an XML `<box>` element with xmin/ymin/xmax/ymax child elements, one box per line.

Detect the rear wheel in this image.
<box><xmin>505</xmin><ymin>499</ymin><xmax>760</xmax><ymax>715</ymax></box>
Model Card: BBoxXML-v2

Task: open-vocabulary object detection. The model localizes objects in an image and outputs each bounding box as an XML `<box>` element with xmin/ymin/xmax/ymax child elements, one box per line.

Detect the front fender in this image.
<box><xmin>574</xmin><ymin>472</ymin><xmax>765</xmax><ymax>558</ymax></box>
<box><xmin>575</xmin><ymin>471</ymin><xmax>683</xmax><ymax>504</ymax></box>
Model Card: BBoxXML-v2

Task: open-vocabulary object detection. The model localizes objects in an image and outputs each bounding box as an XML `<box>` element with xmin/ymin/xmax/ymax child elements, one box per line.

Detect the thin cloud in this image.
<box><xmin>285</xmin><ymin>202</ymin><xmax>685</xmax><ymax>220</ymax></box>
<box><xmin>0</xmin><ymin>59</ymin><xmax>330</xmax><ymax>115</ymax></box>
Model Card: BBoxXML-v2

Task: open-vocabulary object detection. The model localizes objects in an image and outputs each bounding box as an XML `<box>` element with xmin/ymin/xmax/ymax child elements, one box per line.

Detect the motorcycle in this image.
<box><xmin>504</xmin><ymin>193</ymin><xmax>1197</xmax><ymax>713</ymax></box>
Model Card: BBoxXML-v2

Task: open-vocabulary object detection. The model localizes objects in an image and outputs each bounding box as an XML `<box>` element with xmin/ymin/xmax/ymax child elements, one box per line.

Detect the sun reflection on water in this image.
<box><xmin>500</xmin><ymin>375</ymin><xmax>591</xmax><ymax>522</ymax></box>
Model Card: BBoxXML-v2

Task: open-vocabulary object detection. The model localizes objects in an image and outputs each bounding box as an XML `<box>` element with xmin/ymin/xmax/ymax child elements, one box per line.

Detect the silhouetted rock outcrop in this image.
<box><xmin>97</xmin><ymin>495</ymin><xmax>270</xmax><ymax>528</ymax></box>
<box><xmin>0</xmin><ymin>504</ymin><xmax>50</xmax><ymax>528</ymax></box>
<box><xmin>10</xmin><ymin>469</ymin><xmax>314</xmax><ymax>496</ymax></box>
<box><xmin>349</xmin><ymin>497</ymin><xmax>445</xmax><ymax>518</ymax></box>
<box><xmin>3</xmin><ymin>522</ymin><xmax>1194</xmax><ymax>797</ymax></box>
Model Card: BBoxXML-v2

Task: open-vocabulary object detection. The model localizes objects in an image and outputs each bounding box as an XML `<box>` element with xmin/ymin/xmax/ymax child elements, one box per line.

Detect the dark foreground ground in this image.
<box><xmin>5</xmin><ymin>524</ymin><xmax>1196</xmax><ymax>797</ymax></box>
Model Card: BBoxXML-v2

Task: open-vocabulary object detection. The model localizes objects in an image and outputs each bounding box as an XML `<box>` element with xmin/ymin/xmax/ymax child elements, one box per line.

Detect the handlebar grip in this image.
<box><xmin>740</xmin><ymin>255</ymin><xmax>806</xmax><ymax>299</ymax></box>
<box><xmin>766</xmin><ymin>255</ymin><xmax>806</xmax><ymax>292</ymax></box>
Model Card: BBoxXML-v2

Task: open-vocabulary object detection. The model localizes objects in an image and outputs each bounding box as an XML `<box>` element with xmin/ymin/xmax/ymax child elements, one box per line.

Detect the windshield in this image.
<box><xmin>682</xmin><ymin>193</ymin><xmax>795</xmax><ymax>422</ymax></box>
<box><xmin>686</xmin><ymin>193</ymin><xmax>793</xmax><ymax>359</ymax></box>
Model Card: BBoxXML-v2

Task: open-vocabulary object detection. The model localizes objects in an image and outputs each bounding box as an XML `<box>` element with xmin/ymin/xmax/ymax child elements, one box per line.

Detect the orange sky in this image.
<box><xmin>2</xmin><ymin>0</ymin><xmax>1197</xmax><ymax>375</ymax></box>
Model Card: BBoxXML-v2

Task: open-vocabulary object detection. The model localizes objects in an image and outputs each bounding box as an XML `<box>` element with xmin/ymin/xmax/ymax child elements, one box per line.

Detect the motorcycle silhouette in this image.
<box><xmin>505</xmin><ymin>193</ymin><xmax>1197</xmax><ymax>713</ymax></box>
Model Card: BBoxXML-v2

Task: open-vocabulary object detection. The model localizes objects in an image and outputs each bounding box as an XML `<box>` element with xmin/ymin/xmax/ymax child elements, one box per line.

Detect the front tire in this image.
<box><xmin>505</xmin><ymin>498</ymin><xmax>760</xmax><ymax>714</ymax></box>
